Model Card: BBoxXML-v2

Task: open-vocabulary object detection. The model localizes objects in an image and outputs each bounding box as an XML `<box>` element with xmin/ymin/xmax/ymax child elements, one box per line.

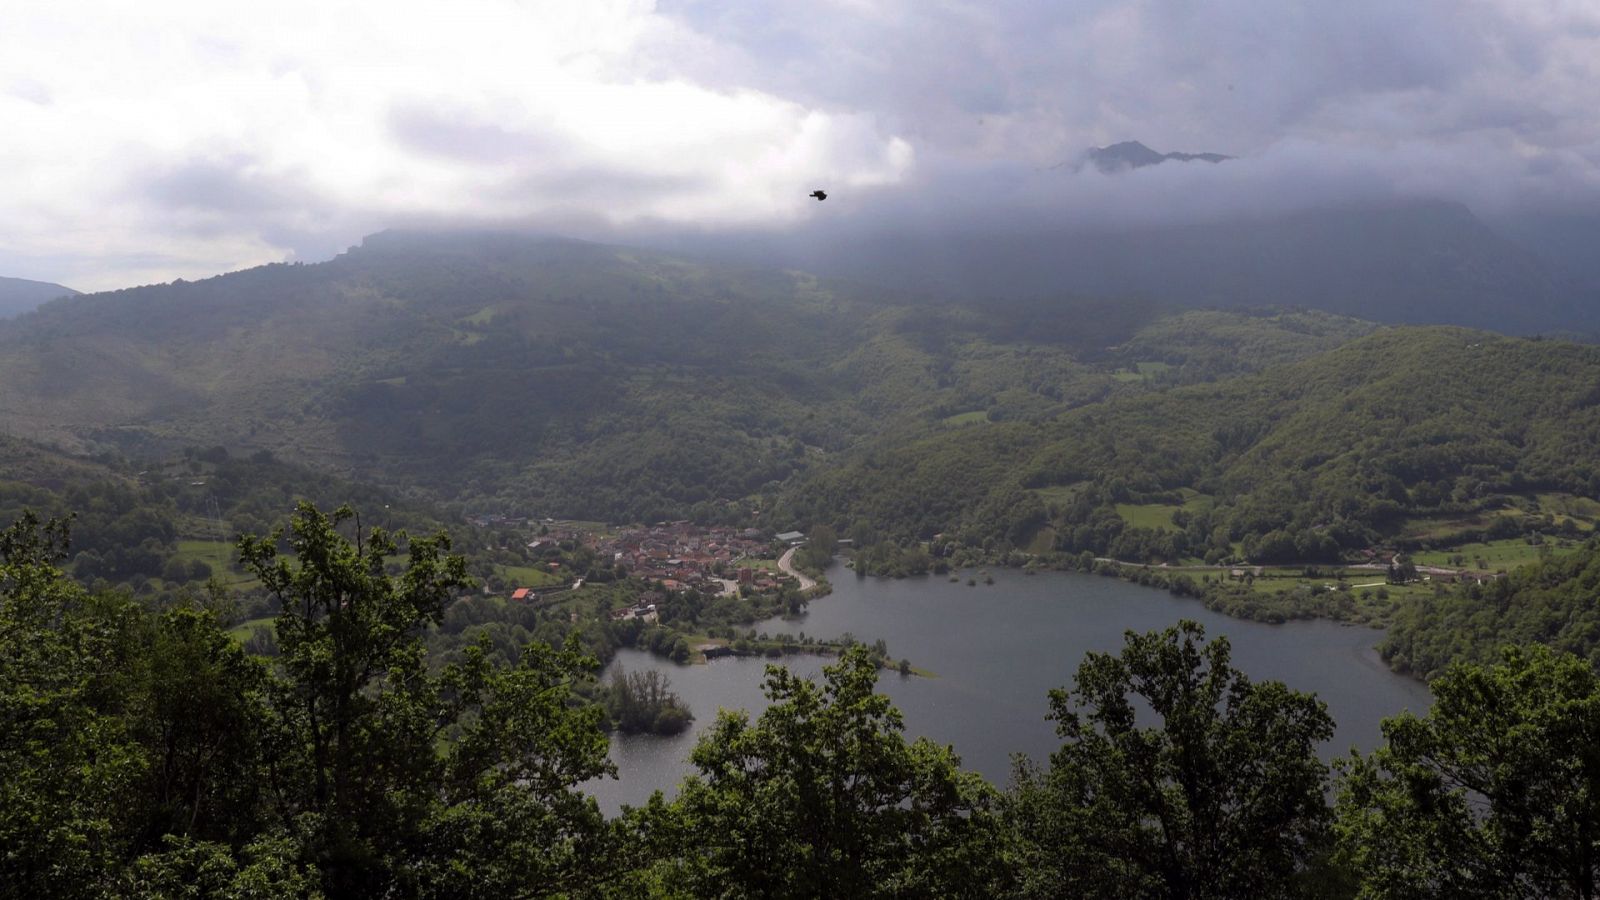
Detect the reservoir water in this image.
<box><xmin>586</xmin><ymin>567</ymin><xmax>1432</xmax><ymax>814</ymax></box>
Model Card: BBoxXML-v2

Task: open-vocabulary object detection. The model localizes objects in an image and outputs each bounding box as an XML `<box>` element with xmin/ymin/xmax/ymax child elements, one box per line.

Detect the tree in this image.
<box><xmin>1337</xmin><ymin>645</ymin><xmax>1600</xmax><ymax>898</ymax></box>
<box><xmin>798</xmin><ymin>524</ymin><xmax>838</xmax><ymax>572</ymax></box>
<box><xmin>239</xmin><ymin>501</ymin><xmax>616</xmax><ymax>897</ymax></box>
<box><xmin>1007</xmin><ymin>621</ymin><xmax>1335</xmax><ymax>899</ymax></box>
<box><xmin>606</xmin><ymin>666</ymin><xmax>692</xmax><ymax>735</ymax></box>
<box><xmin>0</xmin><ymin>512</ymin><xmax>144</xmax><ymax>897</ymax></box>
<box><xmin>638</xmin><ymin>646</ymin><xmax>1006</xmax><ymax>897</ymax></box>
<box><xmin>1386</xmin><ymin>554</ymin><xmax>1417</xmax><ymax>585</ymax></box>
<box><xmin>128</xmin><ymin>607</ymin><xmax>269</xmax><ymax>849</ymax></box>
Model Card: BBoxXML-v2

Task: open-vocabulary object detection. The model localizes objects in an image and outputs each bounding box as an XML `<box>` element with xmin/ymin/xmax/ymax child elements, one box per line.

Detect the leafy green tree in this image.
<box><xmin>121</xmin><ymin>834</ymin><xmax>322</xmax><ymax>899</ymax></box>
<box><xmin>1008</xmin><ymin>621</ymin><xmax>1335</xmax><ymax>899</ymax></box>
<box><xmin>127</xmin><ymin>606</ymin><xmax>269</xmax><ymax>848</ymax></box>
<box><xmin>1337</xmin><ymin>645</ymin><xmax>1600</xmax><ymax>898</ymax></box>
<box><xmin>797</xmin><ymin>523</ymin><xmax>838</xmax><ymax>571</ymax></box>
<box><xmin>635</xmin><ymin>645</ymin><xmax>1005</xmax><ymax>897</ymax></box>
<box><xmin>239</xmin><ymin>501</ymin><xmax>616</xmax><ymax>897</ymax></box>
<box><xmin>0</xmin><ymin>512</ymin><xmax>144</xmax><ymax>897</ymax></box>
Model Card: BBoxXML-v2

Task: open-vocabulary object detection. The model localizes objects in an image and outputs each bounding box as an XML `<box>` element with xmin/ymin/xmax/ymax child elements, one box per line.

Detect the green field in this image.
<box><xmin>227</xmin><ymin>616</ymin><xmax>275</xmax><ymax>642</ymax></box>
<box><xmin>941</xmin><ymin>410</ymin><xmax>988</xmax><ymax>426</ymax></box>
<box><xmin>1399</xmin><ymin>512</ymin><xmax>1503</xmax><ymax>542</ymax></box>
<box><xmin>1115</xmin><ymin>491</ymin><xmax>1211</xmax><ymax>531</ymax></box>
<box><xmin>1412</xmin><ymin>537</ymin><xmax>1581</xmax><ymax>572</ymax></box>
<box><xmin>497</xmin><ymin>565</ymin><xmax>564</xmax><ymax>587</ymax></box>
<box><xmin>1111</xmin><ymin>361</ymin><xmax>1173</xmax><ymax>383</ymax></box>
<box><xmin>175</xmin><ymin>538</ymin><xmax>232</xmax><ymax>562</ymax></box>
<box><xmin>1533</xmin><ymin>493</ymin><xmax>1600</xmax><ymax>527</ymax></box>
<box><xmin>1024</xmin><ymin>526</ymin><xmax>1057</xmax><ymax>555</ymax></box>
<box><xmin>172</xmin><ymin>538</ymin><xmax>263</xmax><ymax>588</ymax></box>
<box><xmin>1400</xmin><ymin>493</ymin><xmax>1599</xmax><ymax>542</ymax></box>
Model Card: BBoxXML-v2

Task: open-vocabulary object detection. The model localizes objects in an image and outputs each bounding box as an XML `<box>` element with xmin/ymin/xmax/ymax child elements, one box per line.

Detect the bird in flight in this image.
<box><xmin>809</xmin><ymin>189</ymin><xmax>827</xmax><ymax>201</ymax></box>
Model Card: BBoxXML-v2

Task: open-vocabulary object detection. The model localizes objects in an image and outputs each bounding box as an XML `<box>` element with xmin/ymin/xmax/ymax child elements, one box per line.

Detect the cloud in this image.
<box><xmin>1</xmin><ymin>0</ymin><xmax>1598</xmax><ymax>289</ymax></box>
<box><xmin>0</xmin><ymin>0</ymin><xmax>913</xmax><ymax>289</ymax></box>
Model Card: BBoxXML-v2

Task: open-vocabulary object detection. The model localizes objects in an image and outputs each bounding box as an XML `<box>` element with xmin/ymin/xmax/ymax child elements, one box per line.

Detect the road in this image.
<box><xmin>777</xmin><ymin>547</ymin><xmax>818</xmax><ymax>591</ymax></box>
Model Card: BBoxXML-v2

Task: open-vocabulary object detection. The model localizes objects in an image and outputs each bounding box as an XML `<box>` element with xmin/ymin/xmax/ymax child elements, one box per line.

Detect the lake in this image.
<box><xmin>585</xmin><ymin>567</ymin><xmax>1432</xmax><ymax>814</ymax></box>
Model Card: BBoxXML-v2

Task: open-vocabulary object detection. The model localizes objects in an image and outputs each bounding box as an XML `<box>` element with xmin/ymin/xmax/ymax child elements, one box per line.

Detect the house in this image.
<box><xmin>775</xmin><ymin>531</ymin><xmax>805</xmax><ymax>546</ymax></box>
<box><xmin>510</xmin><ymin>588</ymin><xmax>531</xmax><ymax>602</ymax></box>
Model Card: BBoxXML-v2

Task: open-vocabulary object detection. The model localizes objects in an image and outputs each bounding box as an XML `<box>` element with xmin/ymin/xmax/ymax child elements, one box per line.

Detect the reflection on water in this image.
<box><xmin>585</xmin><ymin>568</ymin><xmax>1431</xmax><ymax>815</ymax></box>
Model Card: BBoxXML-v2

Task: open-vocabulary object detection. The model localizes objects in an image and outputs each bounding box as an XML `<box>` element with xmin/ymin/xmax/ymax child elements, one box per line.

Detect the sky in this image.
<box><xmin>4</xmin><ymin>0</ymin><xmax>1600</xmax><ymax>291</ymax></box>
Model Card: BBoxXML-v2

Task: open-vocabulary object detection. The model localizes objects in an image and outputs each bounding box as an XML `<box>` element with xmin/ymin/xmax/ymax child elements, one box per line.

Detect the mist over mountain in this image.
<box><xmin>646</xmin><ymin>197</ymin><xmax>1594</xmax><ymax>335</ymax></box>
<box><xmin>0</xmin><ymin>276</ymin><xmax>78</xmax><ymax>319</ymax></box>
<box><xmin>1494</xmin><ymin>212</ymin><xmax>1600</xmax><ymax>294</ymax></box>
<box><xmin>1085</xmin><ymin>141</ymin><xmax>1232</xmax><ymax>172</ymax></box>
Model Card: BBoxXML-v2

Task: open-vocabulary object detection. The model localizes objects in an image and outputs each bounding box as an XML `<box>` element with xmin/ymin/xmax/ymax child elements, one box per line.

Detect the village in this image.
<box><xmin>487</xmin><ymin>518</ymin><xmax>813</xmax><ymax>622</ymax></box>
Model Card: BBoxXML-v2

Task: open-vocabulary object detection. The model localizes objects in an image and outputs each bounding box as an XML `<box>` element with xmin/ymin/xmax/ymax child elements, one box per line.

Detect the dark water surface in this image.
<box><xmin>585</xmin><ymin>567</ymin><xmax>1431</xmax><ymax>814</ymax></box>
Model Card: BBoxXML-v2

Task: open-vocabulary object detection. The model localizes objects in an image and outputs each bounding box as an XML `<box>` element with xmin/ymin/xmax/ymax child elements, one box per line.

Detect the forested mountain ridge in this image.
<box><xmin>0</xmin><ymin>275</ymin><xmax>78</xmax><ymax>318</ymax></box>
<box><xmin>0</xmin><ymin>232</ymin><xmax>1375</xmax><ymax>523</ymax></box>
<box><xmin>773</xmin><ymin>327</ymin><xmax>1600</xmax><ymax>564</ymax></box>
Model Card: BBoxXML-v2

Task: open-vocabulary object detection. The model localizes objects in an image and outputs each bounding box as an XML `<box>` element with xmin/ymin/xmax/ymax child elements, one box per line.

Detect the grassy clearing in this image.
<box><xmin>1536</xmin><ymin>492</ymin><xmax>1600</xmax><ymax>521</ymax></box>
<box><xmin>1399</xmin><ymin>513</ymin><xmax>1499</xmax><ymax>542</ymax></box>
<box><xmin>941</xmin><ymin>410</ymin><xmax>988</xmax><ymax>426</ymax></box>
<box><xmin>1401</xmin><ymin>493</ymin><xmax>1599</xmax><ymax>542</ymax></box>
<box><xmin>227</xmin><ymin>616</ymin><xmax>275</xmax><ymax>642</ymax></box>
<box><xmin>1116</xmin><ymin>503</ymin><xmax>1180</xmax><ymax>529</ymax></box>
<box><xmin>173</xmin><ymin>538</ymin><xmax>263</xmax><ymax>588</ymax></box>
<box><xmin>1412</xmin><ymin>537</ymin><xmax>1582</xmax><ymax>572</ymax></box>
<box><xmin>1112</xmin><ymin>361</ymin><xmax>1174</xmax><ymax>383</ymax></box>
<box><xmin>1024</xmin><ymin>526</ymin><xmax>1057</xmax><ymax>555</ymax></box>
<box><xmin>1115</xmin><ymin>491</ymin><xmax>1211</xmax><ymax>531</ymax></box>
<box><xmin>497</xmin><ymin>565</ymin><xmax>564</xmax><ymax>587</ymax></box>
<box><xmin>174</xmin><ymin>538</ymin><xmax>232</xmax><ymax>562</ymax></box>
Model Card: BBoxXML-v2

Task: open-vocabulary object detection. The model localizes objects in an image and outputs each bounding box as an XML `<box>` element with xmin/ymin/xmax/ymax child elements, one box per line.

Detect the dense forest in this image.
<box><xmin>0</xmin><ymin>235</ymin><xmax>1387</xmax><ymax>524</ymax></box>
<box><xmin>8</xmin><ymin>503</ymin><xmax>1600</xmax><ymax>897</ymax></box>
<box><xmin>1382</xmin><ymin>537</ymin><xmax>1600</xmax><ymax>678</ymax></box>
<box><xmin>776</xmin><ymin>328</ymin><xmax>1600</xmax><ymax>567</ymax></box>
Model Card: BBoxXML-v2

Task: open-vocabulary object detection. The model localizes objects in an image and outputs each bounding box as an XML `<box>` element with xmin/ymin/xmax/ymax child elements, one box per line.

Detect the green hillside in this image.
<box><xmin>0</xmin><ymin>233</ymin><xmax>1373</xmax><ymax>523</ymax></box>
<box><xmin>1382</xmin><ymin>539</ymin><xmax>1600</xmax><ymax>678</ymax></box>
<box><xmin>775</xmin><ymin>328</ymin><xmax>1600</xmax><ymax>566</ymax></box>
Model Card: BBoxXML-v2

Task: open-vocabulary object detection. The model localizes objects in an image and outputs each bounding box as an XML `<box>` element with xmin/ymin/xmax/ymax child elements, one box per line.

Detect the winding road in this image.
<box><xmin>777</xmin><ymin>546</ymin><xmax>818</xmax><ymax>591</ymax></box>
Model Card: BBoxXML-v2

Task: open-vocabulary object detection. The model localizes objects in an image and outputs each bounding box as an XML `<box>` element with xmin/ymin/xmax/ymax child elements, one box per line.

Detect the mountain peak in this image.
<box><xmin>0</xmin><ymin>275</ymin><xmax>79</xmax><ymax>319</ymax></box>
<box><xmin>1087</xmin><ymin>141</ymin><xmax>1231</xmax><ymax>173</ymax></box>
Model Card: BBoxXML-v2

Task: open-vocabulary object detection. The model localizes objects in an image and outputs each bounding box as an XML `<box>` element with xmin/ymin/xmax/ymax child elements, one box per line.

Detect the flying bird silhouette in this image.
<box><xmin>809</xmin><ymin>190</ymin><xmax>827</xmax><ymax>201</ymax></box>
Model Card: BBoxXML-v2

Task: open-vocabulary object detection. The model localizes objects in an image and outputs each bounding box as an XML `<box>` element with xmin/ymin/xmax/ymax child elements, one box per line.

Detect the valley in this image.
<box><xmin>3</xmin><ymin>233</ymin><xmax>1599</xmax><ymax>679</ymax></box>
